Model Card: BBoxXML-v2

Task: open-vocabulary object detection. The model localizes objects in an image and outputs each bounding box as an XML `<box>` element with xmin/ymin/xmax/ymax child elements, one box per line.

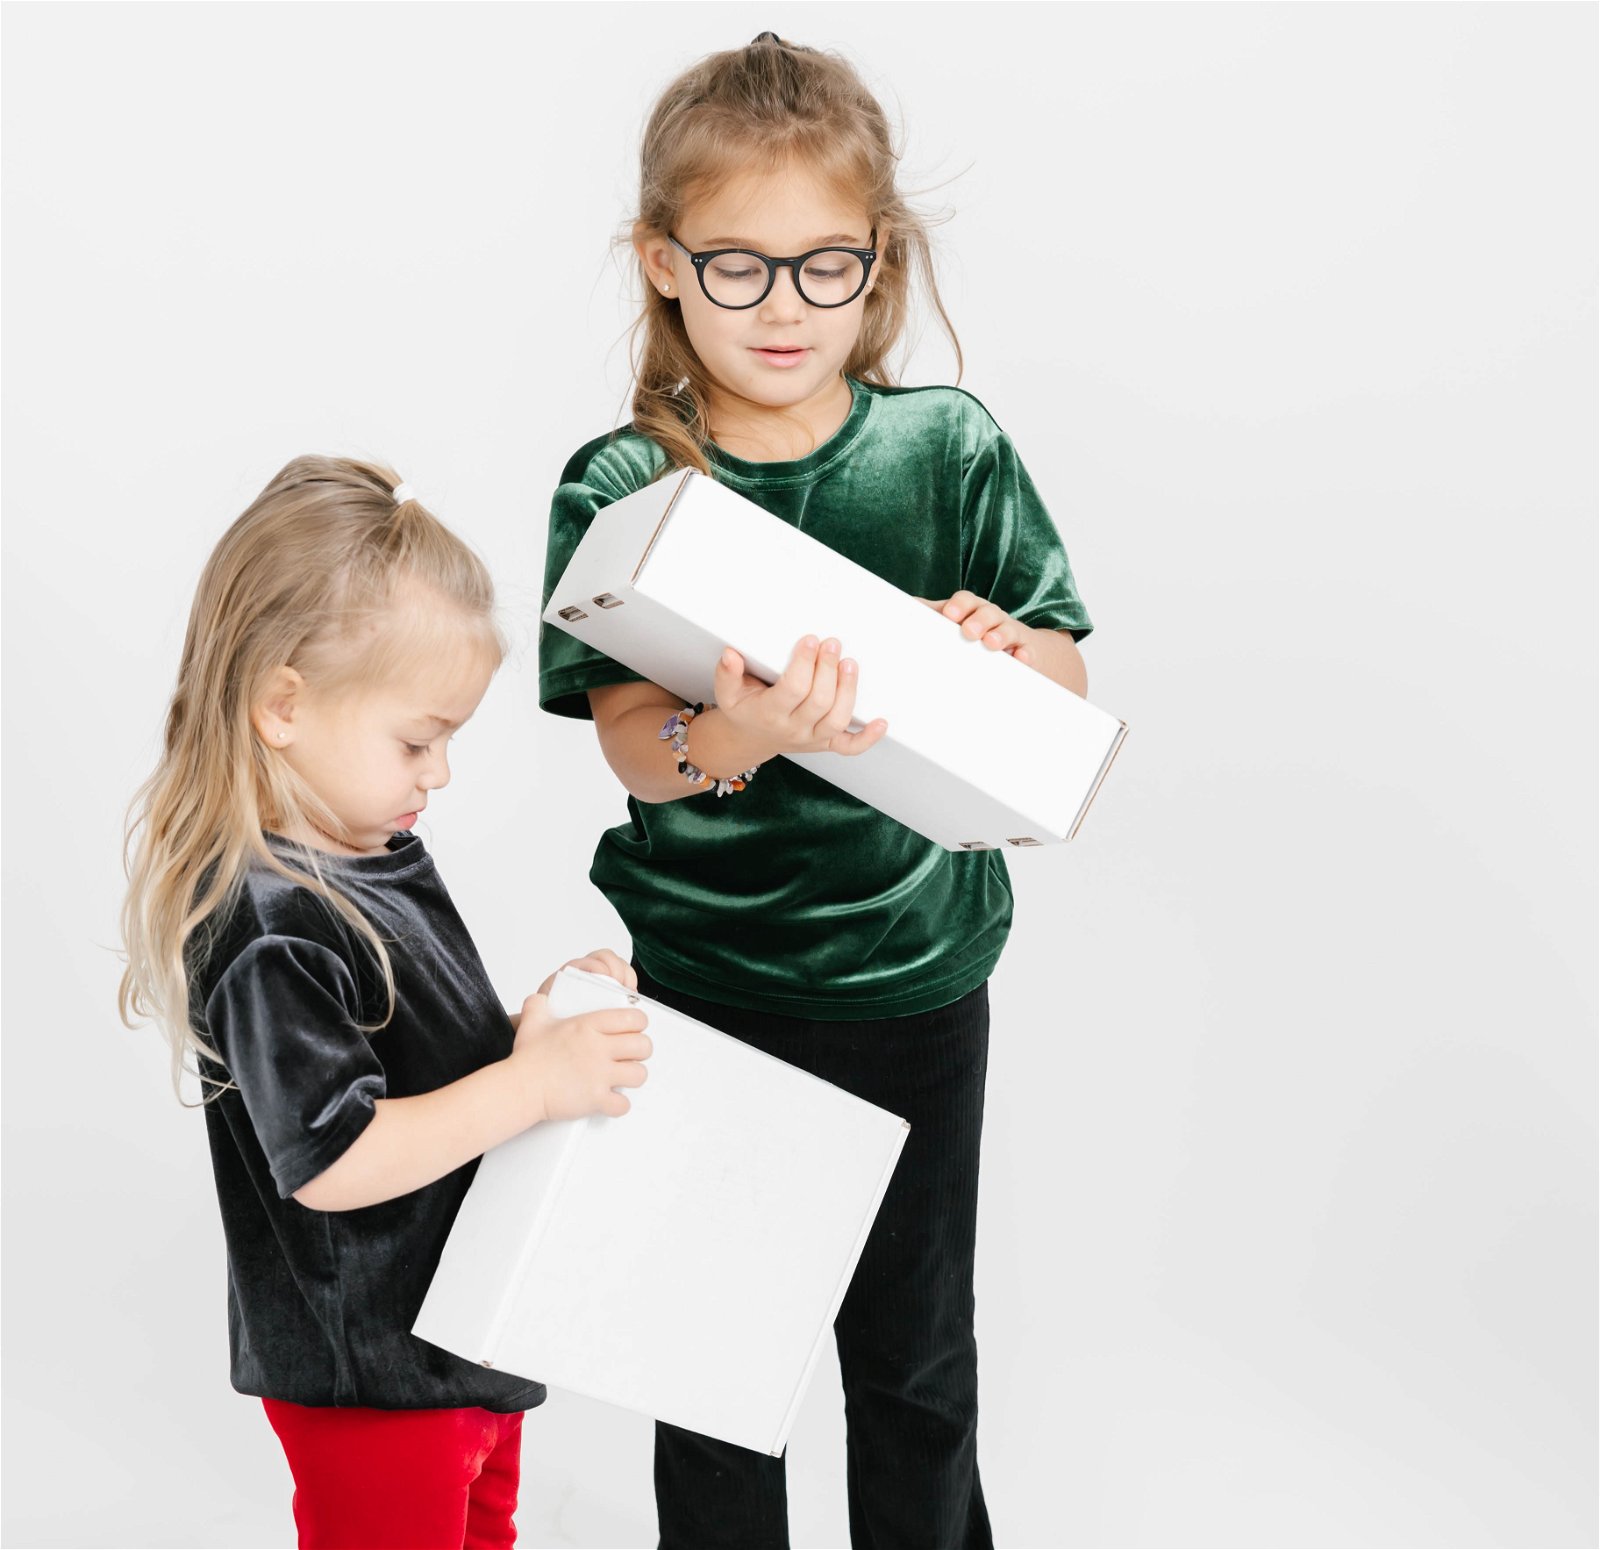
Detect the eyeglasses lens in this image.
<box><xmin>703</xmin><ymin>251</ymin><xmax>867</xmax><ymax>307</ymax></box>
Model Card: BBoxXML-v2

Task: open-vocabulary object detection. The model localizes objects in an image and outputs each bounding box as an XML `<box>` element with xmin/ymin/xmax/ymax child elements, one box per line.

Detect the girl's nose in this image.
<box><xmin>757</xmin><ymin>264</ymin><xmax>806</xmax><ymax>322</ymax></box>
<box><xmin>421</xmin><ymin>750</ymin><xmax>451</xmax><ymax>791</ymax></box>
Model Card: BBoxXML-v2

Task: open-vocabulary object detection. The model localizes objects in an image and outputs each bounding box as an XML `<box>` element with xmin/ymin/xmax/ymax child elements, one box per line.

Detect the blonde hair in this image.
<box><xmin>629</xmin><ymin>31</ymin><xmax>962</xmax><ymax>474</ymax></box>
<box><xmin>119</xmin><ymin>455</ymin><xmax>505</xmax><ymax>1100</ymax></box>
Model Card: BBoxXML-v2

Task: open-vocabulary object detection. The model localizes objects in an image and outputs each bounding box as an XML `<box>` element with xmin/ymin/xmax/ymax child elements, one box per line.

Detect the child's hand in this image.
<box><xmin>510</xmin><ymin>992</ymin><xmax>652</xmax><ymax>1122</ymax></box>
<box><xmin>537</xmin><ymin>948</ymin><xmax>637</xmax><ymax>999</ymax></box>
<box><xmin>918</xmin><ymin>592</ymin><xmax>1036</xmax><ymax>667</ymax></box>
<box><xmin>714</xmin><ymin>636</ymin><xmax>889</xmax><ymax>759</ymax></box>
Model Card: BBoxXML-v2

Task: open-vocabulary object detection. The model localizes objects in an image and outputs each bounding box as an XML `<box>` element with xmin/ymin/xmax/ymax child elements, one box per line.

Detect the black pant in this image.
<box><xmin>633</xmin><ymin>961</ymin><xmax>995</xmax><ymax>1550</ymax></box>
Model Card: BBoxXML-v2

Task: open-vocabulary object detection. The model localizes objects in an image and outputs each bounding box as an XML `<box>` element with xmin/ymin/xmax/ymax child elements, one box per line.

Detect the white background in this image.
<box><xmin>3</xmin><ymin>4</ymin><xmax>1595</xmax><ymax>1547</ymax></box>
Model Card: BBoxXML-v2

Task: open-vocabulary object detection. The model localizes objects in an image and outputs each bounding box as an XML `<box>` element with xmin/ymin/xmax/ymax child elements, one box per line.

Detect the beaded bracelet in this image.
<box><xmin>657</xmin><ymin>702</ymin><xmax>760</xmax><ymax>797</ymax></box>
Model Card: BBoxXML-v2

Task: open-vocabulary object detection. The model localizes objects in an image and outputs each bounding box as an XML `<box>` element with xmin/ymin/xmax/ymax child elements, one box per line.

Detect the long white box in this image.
<box><xmin>543</xmin><ymin>469</ymin><xmax>1126</xmax><ymax>851</ymax></box>
<box><xmin>413</xmin><ymin>968</ymin><xmax>909</xmax><ymax>1457</ymax></box>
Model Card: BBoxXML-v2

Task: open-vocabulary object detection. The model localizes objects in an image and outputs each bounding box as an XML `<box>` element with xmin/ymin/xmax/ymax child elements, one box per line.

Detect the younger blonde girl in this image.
<box><xmin>123</xmin><ymin>455</ymin><xmax>649</xmax><ymax>1550</ymax></box>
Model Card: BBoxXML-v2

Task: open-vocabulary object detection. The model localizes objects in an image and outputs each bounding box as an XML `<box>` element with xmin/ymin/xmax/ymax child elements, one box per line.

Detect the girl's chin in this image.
<box><xmin>730</xmin><ymin>369</ymin><xmax>838</xmax><ymax>407</ymax></box>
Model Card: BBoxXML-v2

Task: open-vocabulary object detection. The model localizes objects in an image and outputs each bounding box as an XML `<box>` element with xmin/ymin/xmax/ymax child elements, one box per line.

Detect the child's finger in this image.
<box><xmin>942</xmin><ymin>590</ymin><xmax>982</xmax><ymax>623</ymax></box>
<box><xmin>713</xmin><ymin>647</ymin><xmax>749</xmax><ymax>706</ymax></box>
<box><xmin>799</xmin><ymin>637</ymin><xmax>841</xmax><ymax>726</ymax></box>
<box><xmin>582</xmin><ymin>1007</ymin><xmax>650</xmax><ymax>1038</ymax></box>
<box><xmin>609</xmin><ymin>1031</ymin><xmax>653</xmax><ymax>1062</ymax></box>
<box><xmin>818</xmin><ymin>656</ymin><xmax>860</xmax><ymax>737</ymax></box>
<box><xmin>770</xmin><ymin>635</ymin><xmax>819</xmax><ymax>711</ymax></box>
<box><xmin>611</xmin><ymin>1057</ymin><xmax>650</xmax><ymax>1087</ymax></box>
<box><xmin>961</xmin><ymin>602</ymin><xmax>1006</xmax><ymax>640</ymax></box>
<box><xmin>570</xmin><ymin>948</ymin><xmax>635</xmax><ymax>988</ymax></box>
<box><xmin>513</xmin><ymin>991</ymin><xmax>552</xmax><ymax>1043</ymax></box>
<box><xmin>832</xmin><ymin>717</ymin><xmax>888</xmax><ymax>757</ymax></box>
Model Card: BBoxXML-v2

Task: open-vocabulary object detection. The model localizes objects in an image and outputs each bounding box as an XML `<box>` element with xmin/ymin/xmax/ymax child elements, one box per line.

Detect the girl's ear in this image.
<box><xmin>252</xmin><ymin>666</ymin><xmax>306</xmax><ymax>749</ymax></box>
<box><xmin>634</xmin><ymin>223</ymin><xmax>679</xmax><ymax>298</ymax></box>
<box><xmin>865</xmin><ymin>223</ymin><xmax>892</xmax><ymax>296</ymax></box>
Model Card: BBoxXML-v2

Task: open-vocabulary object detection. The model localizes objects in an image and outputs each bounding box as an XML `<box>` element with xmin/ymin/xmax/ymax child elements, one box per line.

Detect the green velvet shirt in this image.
<box><xmin>538</xmin><ymin>378</ymin><xmax>1094</xmax><ymax>1020</ymax></box>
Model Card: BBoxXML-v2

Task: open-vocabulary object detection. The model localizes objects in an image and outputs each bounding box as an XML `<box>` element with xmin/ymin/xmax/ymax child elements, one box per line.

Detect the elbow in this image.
<box><xmin>292</xmin><ymin>1176</ymin><xmax>340</xmax><ymax>1212</ymax></box>
<box><xmin>292</xmin><ymin>1165</ymin><xmax>366</xmax><ymax>1213</ymax></box>
<box><xmin>596</xmin><ymin>745</ymin><xmax>658</xmax><ymax>805</ymax></box>
<box><xmin>608</xmin><ymin>765</ymin><xmax>646</xmax><ymax>802</ymax></box>
<box><xmin>590</xmin><ymin>734</ymin><xmax>632</xmax><ymax>795</ymax></box>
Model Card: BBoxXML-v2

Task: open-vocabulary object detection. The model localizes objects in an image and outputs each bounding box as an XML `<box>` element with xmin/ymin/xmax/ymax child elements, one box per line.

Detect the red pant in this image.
<box><xmin>261</xmin><ymin>1398</ymin><xmax>524</xmax><ymax>1549</ymax></box>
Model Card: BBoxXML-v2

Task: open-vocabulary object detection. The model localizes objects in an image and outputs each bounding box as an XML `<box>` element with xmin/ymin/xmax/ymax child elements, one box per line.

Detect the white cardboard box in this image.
<box><xmin>412</xmin><ymin>968</ymin><xmax>909</xmax><ymax>1457</ymax></box>
<box><xmin>543</xmin><ymin>469</ymin><xmax>1127</xmax><ymax>851</ymax></box>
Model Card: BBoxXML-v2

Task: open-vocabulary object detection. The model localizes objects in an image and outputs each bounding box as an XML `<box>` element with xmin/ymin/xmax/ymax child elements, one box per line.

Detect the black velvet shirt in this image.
<box><xmin>190</xmin><ymin>833</ymin><xmax>545</xmax><ymax>1413</ymax></box>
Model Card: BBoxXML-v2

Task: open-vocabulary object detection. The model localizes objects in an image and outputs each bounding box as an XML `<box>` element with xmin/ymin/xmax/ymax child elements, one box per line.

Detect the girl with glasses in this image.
<box><xmin>539</xmin><ymin>32</ymin><xmax>1097</xmax><ymax>1549</ymax></box>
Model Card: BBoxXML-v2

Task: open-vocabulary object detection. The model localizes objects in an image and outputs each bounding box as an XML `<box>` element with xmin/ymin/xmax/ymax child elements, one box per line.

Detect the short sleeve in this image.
<box><xmin>539</xmin><ymin>469</ymin><xmax>651</xmax><ymax>722</ymax></box>
<box><xmin>205</xmin><ymin>935</ymin><xmax>385</xmax><ymax>1198</ymax></box>
<box><xmin>960</xmin><ymin>427</ymin><xmax>1094</xmax><ymax>643</ymax></box>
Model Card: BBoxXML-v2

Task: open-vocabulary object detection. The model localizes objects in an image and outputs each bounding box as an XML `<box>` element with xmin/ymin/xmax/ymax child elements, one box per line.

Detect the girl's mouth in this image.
<box><xmin>751</xmin><ymin>346</ymin><xmax>810</xmax><ymax>369</ymax></box>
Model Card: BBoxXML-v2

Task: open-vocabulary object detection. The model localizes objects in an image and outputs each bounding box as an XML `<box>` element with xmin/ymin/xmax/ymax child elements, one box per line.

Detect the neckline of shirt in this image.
<box><xmin>262</xmin><ymin>829</ymin><xmax>434</xmax><ymax>878</ymax></box>
<box><xmin>707</xmin><ymin>376</ymin><xmax>876</xmax><ymax>486</ymax></box>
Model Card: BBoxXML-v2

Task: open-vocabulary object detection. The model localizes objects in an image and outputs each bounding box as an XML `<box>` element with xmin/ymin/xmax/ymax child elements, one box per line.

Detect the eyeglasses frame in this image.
<box><xmin>665</xmin><ymin>230</ymin><xmax>879</xmax><ymax>310</ymax></box>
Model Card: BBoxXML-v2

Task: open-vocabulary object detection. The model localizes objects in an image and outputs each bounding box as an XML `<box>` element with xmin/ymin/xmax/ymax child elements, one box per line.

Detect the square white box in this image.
<box><xmin>543</xmin><ymin>469</ymin><xmax>1126</xmax><ymax>850</ymax></box>
<box><xmin>413</xmin><ymin>968</ymin><xmax>909</xmax><ymax>1457</ymax></box>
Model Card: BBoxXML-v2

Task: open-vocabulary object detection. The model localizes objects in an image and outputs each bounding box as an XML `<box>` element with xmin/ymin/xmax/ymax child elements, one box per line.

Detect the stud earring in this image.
<box><xmin>277</xmin><ymin>732</ymin><xmax>286</xmax><ymax>741</ymax></box>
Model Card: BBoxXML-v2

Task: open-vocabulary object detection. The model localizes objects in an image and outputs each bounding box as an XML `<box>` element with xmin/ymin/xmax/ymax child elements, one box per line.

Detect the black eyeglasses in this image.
<box><xmin>667</xmin><ymin>230</ymin><xmax>878</xmax><ymax>310</ymax></box>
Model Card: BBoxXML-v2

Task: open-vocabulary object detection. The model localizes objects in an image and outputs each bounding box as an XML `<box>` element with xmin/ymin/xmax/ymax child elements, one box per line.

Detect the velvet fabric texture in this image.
<box><xmin>190</xmin><ymin>833</ymin><xmax>546</xmax><ymax>1413</ymax></box>
<box><xmin>635</xmin><ymin>961</ymin><xmax>995</xmax><ymax>1550</ymax></box>
<box><xmin>262</xmin><ymin>1398</ymin><xmax>523</xmax><ymax>1549</ymax></box>
<box><xmin>538</xmin><ymin>379</ymin><xmax>1094</xmax><ymax>1020</ymax></box>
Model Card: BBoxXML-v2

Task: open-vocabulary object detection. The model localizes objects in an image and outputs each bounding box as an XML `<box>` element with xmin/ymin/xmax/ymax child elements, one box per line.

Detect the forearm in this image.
<box><xmin>1023</xmin><ymin>627</ymin><xmax>1089</xmax><ymax>697</ymax></box>
<box><xmin>598</xmin><ymin>701</ymin><xmax>775</xmax><ymax>804</ymax></box>
<box><xmin>294</xmin><ymin>1056</ymin><xmax>542</xmax><ymax>1212</ymax></box>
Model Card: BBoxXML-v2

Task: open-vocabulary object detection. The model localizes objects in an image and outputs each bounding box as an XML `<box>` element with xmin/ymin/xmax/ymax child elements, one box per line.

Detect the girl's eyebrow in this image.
<box><xmin>701</xmin><ymin>233</ymin><xmax>864</xmax><ymax>249</ymax></box>
<box><xmin>411</xmin><ymin>714</ymin><xmax>461</xmax><ymax>731</ymax></box>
